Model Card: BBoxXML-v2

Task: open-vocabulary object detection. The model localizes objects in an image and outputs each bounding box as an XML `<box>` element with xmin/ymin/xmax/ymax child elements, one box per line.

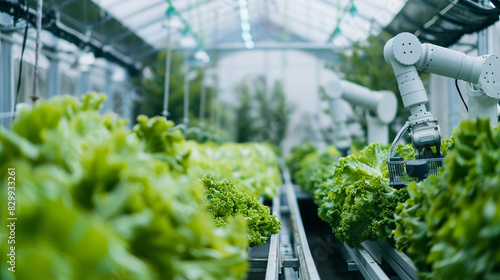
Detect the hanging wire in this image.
<box><xmin>455</xmin><ymin>79</ymin><xmax>468</xmax><ymax>112</ymax></box>
<box><xmin>166</xmin><ymin>0</ymin><xmax>205</xmax><ymax>47</ymax></box>
<box><xmin>199</xmin><ymin>68</ymin><xmax>206</xmax><ymax>128</ymax></box>
<box><xmin>388</xmin><ymin>121</ymin><xmax>410</xmax><ymax>160</ymax></box>
<box><xmin>12</xmin><ymin>0</ymin><xmax>30</xmax><ymax>122</ymax></box>
<box><xmin>195</xmin><ymin>0</ymin><xmax>205</xmax><ymax>43</ymax></box>
<box><xmin>31</xmin><ymin>0</ymin><xmax>44</xmax><ymax>103</ymax></box>
<box><xmin>162</xmin><ymin>6</ymin><xmax>174</xmax><ymax>118</ymax></box>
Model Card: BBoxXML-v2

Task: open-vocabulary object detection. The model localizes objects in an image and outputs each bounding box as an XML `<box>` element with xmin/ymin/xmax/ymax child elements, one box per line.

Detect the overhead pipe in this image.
<box><xmin>0</xmin><ymin>0</ymin><xmax>143</xmax><ymax>75</ymax></box>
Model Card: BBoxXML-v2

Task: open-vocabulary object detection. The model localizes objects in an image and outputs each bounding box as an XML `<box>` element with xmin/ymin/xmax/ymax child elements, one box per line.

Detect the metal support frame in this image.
<box><xmin>170</xmin><ymin>42</ymin><xmax>342</xmax><ymax>51</ymax></box>
<box><xmin>0</xmin><ymin>13</ymin><xmax>15</xmax><ymax>128</ymax></box>
<box><xmin>183</xmin><ymin>51</ymin><xmax>190</xmax><ymax>126</ymax></box>
<box><xmin>117</xmin><ymin>0</ymin><xmax>165</xmax><ymax>21</ymax></box>
<box><xmin>106</xmin><ymin>0</ymin><xmax>137</xmax><ymax>10</ymax></box>
<box><xmin>86</xmin><ymin>14</ymin><xmax>113</xmax><ymax>30</ymax></box>
<box><xmin>135</xmin><ymin>47</ymin><xmax>160</xmax><ymax>60</ymax></box>
<box><xmin>128</xmin><ymin>41</ymin><xmax>150</xmax><ymax>54</ymax></box>
<box><xmin>340</xmin><ymin>238</ymin><xmax>419</xmax><ymax>280</ymax></box>
<box><xmin>106</xmin><ymin>29</ymin><xmax>134</xmax><ymax>44</ymax></box>
<box><xmin>0</xmin><ymin>0</ymin><xmax>142</xmax><ymax>74</ymax></box>
<box><xmin>162</xmin><ymin>13</ymin><xmax>173</xmax><ymax>118</ymax></box>
<box><xmin>342</xmin><ymin>244</ymin><xmax>390</xmax><ymax>280</ymax></box>
<box><xmin>377</xmin><ymin>241</ymin><xmax>418</xmax><ymax>280</ymax></box>
<box><xmin>199</xmin><ymin>70</ymin><xmax>206</xmax><ymax>128</ymax></box>
<box><xmin>265</xmin><ymin>194</ymin><xmax>281</xmax><ymax>280</ymax></box>
<box><xmin>31</xmin><ymin>0</ymin><xmax>44</xmax><ymax>103</ymax></box>
<box><xmin>282</xmin><ymin>168</ymin><xmax>321</xmax><ymax>280</ymax></box>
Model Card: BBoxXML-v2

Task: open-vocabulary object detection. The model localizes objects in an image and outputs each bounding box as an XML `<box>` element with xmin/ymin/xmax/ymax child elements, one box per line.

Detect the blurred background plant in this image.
<box><xmin>234</xmin><ymin>75</ymin><xmax>295</xmax><ymax>146</ymax></box>
<box><xmin>132</xmin><ymin>51</ymin><xmax>226</xmax><ymax>138</ymax></box>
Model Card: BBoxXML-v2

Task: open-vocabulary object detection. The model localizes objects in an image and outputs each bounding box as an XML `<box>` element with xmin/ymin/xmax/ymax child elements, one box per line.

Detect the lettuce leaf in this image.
<box><xmin>395</xmin><ymin>118</ymin><xmax>500</xmax><ymax>279</ymax></box>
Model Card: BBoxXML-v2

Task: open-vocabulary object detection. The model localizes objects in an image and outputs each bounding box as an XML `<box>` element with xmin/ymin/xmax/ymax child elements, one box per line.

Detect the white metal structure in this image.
<box><xmin>384</xmin><ymin>32</ymin><xmax>500</xmax><ymax>158</ymax></box>
<box><xmin>324</xmin><ymin>75</ymin><xmax>397</xmax><ymax>150</ymax></box>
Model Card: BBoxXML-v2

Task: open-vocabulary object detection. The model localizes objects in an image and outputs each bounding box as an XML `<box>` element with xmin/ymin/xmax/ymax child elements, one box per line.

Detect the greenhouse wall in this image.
<box><xmin>217</xmin><ymin>49</ymin><xmax>338</xmax><ymax>154</ymax></box>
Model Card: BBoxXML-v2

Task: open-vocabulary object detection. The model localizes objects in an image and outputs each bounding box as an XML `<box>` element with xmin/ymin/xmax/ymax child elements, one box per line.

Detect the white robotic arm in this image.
<box><xmin>384</xmin><ymin>32</ymin><xmax>500</xmax><ymax>158</ymax></box>
<box><xmin>324</xmin><ymin>76</ymin><xmax>397</xmax><ymax>149</ymax></box>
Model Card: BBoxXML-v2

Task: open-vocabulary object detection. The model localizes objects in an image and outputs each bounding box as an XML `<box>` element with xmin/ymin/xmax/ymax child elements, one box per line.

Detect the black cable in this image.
<box><xmin>12</xmin><ymin>0</ymin><xmax>29</xmax><ymax>122</ymax></box>
<box><xmin>455</xmin><ymin>79</ymin><xmax>468</xmax><ymax>112</ymax></box>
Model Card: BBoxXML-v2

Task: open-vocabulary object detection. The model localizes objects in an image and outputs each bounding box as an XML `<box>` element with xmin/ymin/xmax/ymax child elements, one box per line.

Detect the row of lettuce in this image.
<box><xmin>287</xmin><ymin>119</ymin><xmax>500</xmax><ymax>279</ymax></box>
<box><xmin>0</xmin><ymin>93</ymin><xmax>282</xmax><ymax>280</ymax></box>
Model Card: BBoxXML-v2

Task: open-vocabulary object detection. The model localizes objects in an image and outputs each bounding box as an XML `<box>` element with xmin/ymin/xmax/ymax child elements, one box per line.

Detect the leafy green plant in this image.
<box><xmin>235</xmin><ymin>76</ymin><xmax>295</xmax><ymax>146</ymax></box>
<box><xmin>0</xmin><ymin>93</ymin><xmax>249</xmax><ymax>280</ymax></box>
<box><xmin>202</xmin><ymin>175</ymin><xmax>281</xmax><ymax>247</ymax></box>
<box><xmin>185</xmin><ymin>141</ymin><xmax>282</xmax><ymax>198</ymax></box>
<box><xmin>286</xmin><ymin>141</ymin><xmax>318</xmax><ymax>179</ymax></box>
<box><xmin>395</xmin><ymin>118</ymin><xmax>500</xmax><ymax>279</ymax></box>
<box><xmin>294</xmin><ymin>145</ymin><xmax>340</xmax><ymax>195</ymax></box>
<box><xmin>318</xmin><ymin>143</ymin><xmax>409</xmax><ymax>247</ymax></box>
<box><xmin>132</xmin><ymin>51</ymin><xmax>216</xmax><ymax>130</ymax></box>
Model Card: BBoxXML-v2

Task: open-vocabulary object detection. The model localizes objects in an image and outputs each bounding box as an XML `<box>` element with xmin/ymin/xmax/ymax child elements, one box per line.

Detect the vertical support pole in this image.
<box><xmin>183</xmin><ymin>51</ymin><xmax>190</xmax><ymax>127</ymax></box>
<box><xmin>0</xmin><ymin>14</ymin><xmax>15</xmax><ymax>128</ymax></box>
<box><xmin>31</xmin><ymin>0</ymin><xmax>44</xmax><ymax>103</ymax></box>
<box><xmin>199</xmin><ymin>69</ymin><xmax>206</xmax><ymax>128</ymax></box>
<box><xmin>215</xmin><ymin>73</ymin><xmax>220</xmax><ymax>132</ymax></box>
<box><xmin>162</xmin><ymin>12</ymin><xmax>172</xmax><ymax>118</ymax></box>
<box><xmin>210</xmin><ymin>72</ymin><xmax>217</xmax><ymax>131</ymax></box>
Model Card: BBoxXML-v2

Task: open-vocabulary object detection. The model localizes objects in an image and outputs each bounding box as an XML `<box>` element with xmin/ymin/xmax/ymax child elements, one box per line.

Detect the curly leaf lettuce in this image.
<box><xmin>201</xmin><ymin>175</ymin><xmax>281</xmax><ymax>247</ymax></box>
<box><xmin>0</xmin><ymin>93</ymin><xmax>249</xmax><ymax>280</ymax></box>
<box><xmin>320</xmin><ymin>143</ymin><xmax>409</xmax><ymax>247</ymax></box>
<box><xmin>394</xmin><ymin>118</ymin><xmax>499</xmax><ymax>280</ymax></box>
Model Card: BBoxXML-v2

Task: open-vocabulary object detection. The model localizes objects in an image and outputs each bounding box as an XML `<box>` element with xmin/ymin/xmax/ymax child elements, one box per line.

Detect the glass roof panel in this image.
<box><xmin>92</xmin><ymin>0</ymin><xmax>408</xmax><ymax>50</ymax></box>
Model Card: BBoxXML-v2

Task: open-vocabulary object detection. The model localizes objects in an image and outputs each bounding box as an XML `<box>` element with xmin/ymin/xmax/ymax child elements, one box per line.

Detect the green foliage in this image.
<box><xmin>133</xmin><ymin>115</ymin><xmax>190</xmax><ymax>173</ymax></box>
<box><xmin>286</xmin><ymin>141</ymin><xmax>318</xmax><ymax>179</ymax></box>
<box><xmin>132</xmin><ymin>51</ymin><xmax>214</xmax><ymax>129</ymax></box>
<box><xmin>235</xmin><ymin>76</ymin><xmax>295</xmax><ymax>146</ymax></box>
<box><xmin>319</xmin><ymin>143</ymin><xmax>409</xmax><ymax>247</ymax></box>
<box><xmin>294</xmin><ymin>146</ymin><xmax>340</xmax><ymax>195</ymax></box>
<box><xmin>201</xmin><ymin>175</ymin><xmax>281</xmax><ymax>247</ymax></box>
<box><xmin>185</xmin><ymin>141</ymin><xmax>283</xmax><ymax>199</ymax></box>
<box><xmin>394</xmin><ymin>118</ymin><xmax>500</xmax><ymax>279</ymax></box>
<box><xmin>330</xmin><ymin>36</ymin><xmax>397</xmax><ymax>94</ymax></box>
<box><xmin>0</xmin><ymin>93</ymin><xmax>249</xmax><ymax>280</ymax></box>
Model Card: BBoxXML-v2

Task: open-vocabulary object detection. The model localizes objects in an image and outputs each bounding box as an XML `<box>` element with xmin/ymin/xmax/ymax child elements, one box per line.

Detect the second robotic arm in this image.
<box><xmin>324</xmin><ymin>76</ymin><xmax>397</xmax><ymax>149</ymax></box>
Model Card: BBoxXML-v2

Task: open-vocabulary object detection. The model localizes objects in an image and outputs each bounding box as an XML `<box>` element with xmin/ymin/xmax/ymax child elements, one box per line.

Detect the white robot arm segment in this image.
<box><xmin>324</xmin><ymin>76</ymin><xmax>397</xmax><ymax>146</ymax></box>
<box><xmin>324</xmin><ymin>76</ymin><xmax>397</xmax><ymax>124</ymax></box>
<box><xmin>341</xmin><ymin>80</ymin><xmax>397</xmax><ymax>124</ymax></box>
<box><xmin>384</xmin><ymin>32</ymin><xmax>500</xmax><ymax>158</ymax></box>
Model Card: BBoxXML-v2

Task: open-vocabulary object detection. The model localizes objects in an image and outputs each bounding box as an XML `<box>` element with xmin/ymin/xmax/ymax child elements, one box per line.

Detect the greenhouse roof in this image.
<box><xmin>92</xmin><ymin>0</ymin><xmax>406</xmax><ymax>51</ymax></box>
<box><xmin>2</xmin><ymin>0</ymin><xmax>497</xmax><ymax>73</ymax></box>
